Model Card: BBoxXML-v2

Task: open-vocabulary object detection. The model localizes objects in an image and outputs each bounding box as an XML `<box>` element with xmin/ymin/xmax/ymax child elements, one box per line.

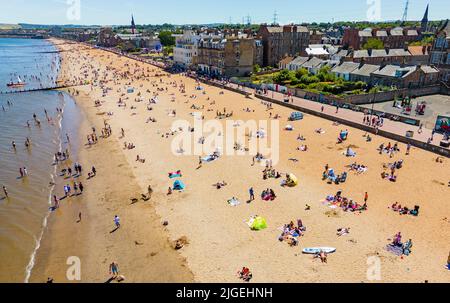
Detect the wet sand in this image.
<box><xmin>31</xmin><ymin>38</ymin><xmax>450</xmax><ymax>283</ymax></box>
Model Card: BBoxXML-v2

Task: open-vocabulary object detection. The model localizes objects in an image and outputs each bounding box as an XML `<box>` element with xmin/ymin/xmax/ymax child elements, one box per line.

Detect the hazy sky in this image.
<box><xmin>0</xmin><ymin>0</ymin><xmax>446</xmax><ymax>25</ymax></box>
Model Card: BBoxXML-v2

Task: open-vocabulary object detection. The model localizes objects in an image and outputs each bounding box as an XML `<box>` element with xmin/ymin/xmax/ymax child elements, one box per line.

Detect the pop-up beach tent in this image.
<box><xmin>173</xmin><ymin>180</ymin><xmax>185</xmax><ymax>191</ymax></box>
<box><xmin>250</xmin><ymin>216</ymin><xmax>267</xmax><ymax>231</ymax></box>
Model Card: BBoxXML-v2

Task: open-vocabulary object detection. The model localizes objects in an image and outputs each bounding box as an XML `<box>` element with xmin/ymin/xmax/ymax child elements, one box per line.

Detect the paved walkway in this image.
<box><xmin>78</xmin><ymin>42</ymin><xmax>449</xmax><ymax>156</ymax></box>
<box><xmin>221</xmin><ymin>81</ymin><xmax>448</xmax><ymax>152</ymax></box>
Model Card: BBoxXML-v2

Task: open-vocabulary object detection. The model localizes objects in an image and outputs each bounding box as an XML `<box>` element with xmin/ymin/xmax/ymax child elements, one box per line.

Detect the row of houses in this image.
<box><xmin>283</xmin><ymin>54</ymin><xmax>440</xmax><ymax>88</ymax></box>
<box><xmin>97</xmin><ymin>27</ymin><xmax>162</xmax><ymax>52</ymax></box>
<box><xmin>172</xmin><ymin>24</ymin><xmax>309</xmax><ymax>77</ymax></box>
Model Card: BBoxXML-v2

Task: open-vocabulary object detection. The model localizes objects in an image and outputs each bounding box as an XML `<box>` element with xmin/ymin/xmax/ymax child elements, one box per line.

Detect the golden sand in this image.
<box><xmin>31</xmin><ymin>39</ymin><xmax>450</xmax><ymax>283</ymax></box>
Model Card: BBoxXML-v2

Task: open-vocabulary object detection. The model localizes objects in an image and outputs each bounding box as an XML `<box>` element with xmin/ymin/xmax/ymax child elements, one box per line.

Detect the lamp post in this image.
<box><xmin>370</xmin><ymin>85</ymin><xmax>377</xmax><ymax>128</ymax></box>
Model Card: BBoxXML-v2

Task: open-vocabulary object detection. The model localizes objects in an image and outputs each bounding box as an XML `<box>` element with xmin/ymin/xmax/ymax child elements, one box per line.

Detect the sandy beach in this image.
<box><xmin>31</xmin><ymin>38</ymin><xmax>449</xmax><ymax>283</ymax></box>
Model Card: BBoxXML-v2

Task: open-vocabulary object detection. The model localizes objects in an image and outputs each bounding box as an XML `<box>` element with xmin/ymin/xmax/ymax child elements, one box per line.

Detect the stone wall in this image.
<box><xmin>344</xmin><ymin>85</ymin><xmax>443</xmax><ymax>105</ymax></box>
<box><xmin>254</xmin><ymin>93</ymin><xmax>449</xmax><ymax>157</ymax></box>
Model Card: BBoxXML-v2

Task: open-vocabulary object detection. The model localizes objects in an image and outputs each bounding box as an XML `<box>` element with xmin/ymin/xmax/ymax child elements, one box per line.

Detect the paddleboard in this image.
<box><xmin>302</xmin><ymin>247</ymin><xmax>336</xmax><ymax>254</ymax></box>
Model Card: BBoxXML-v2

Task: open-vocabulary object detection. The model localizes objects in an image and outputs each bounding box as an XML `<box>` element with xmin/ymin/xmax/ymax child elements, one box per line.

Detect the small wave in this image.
<box><xmin>24</xmin><ymin>98</ymin><xmax>65</xmax><ymax>283</ymax></box>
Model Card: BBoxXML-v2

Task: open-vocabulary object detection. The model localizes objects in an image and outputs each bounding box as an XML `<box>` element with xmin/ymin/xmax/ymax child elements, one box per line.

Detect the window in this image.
<box><xmin>435</xmin><ymin>37</ymin><xmax>445</xmax><ymax>48</ymax></box>
<box><xmin>431</xmin><ymin>52</ymin><xmax>442</xmax><ymax>64</ymax></box>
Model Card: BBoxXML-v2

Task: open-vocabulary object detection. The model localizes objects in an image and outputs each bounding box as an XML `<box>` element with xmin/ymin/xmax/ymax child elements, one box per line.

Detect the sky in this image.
<box><xmin>0</xmin><ymin>0</ymin><xmax>447</xmax><ymax>26</ymax></box>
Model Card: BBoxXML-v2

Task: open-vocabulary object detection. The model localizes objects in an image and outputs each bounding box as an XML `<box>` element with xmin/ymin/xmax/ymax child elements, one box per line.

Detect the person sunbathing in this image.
<box><xmin>391</xmin><ymin>202</ymin><xmax>399</xmax><ymax>211</ymax></box>
<box><xmin>297</xmin><ymin>134</ymin><xmax>306</xmax><ymax>141</ymax></box>
<box><xmin>337</xmin><ymin>227</ymin><xmax>350</xmax><ymax>236</ymax></box>
<box><xmin>319</xmin><ymin>251</ymin><xmax>328</xmax><ymax>263</ymax></box>
<box><xmin>238</xmin><ymin>267</ymin><xmax>252</xmax><ymax>282</ymax></box>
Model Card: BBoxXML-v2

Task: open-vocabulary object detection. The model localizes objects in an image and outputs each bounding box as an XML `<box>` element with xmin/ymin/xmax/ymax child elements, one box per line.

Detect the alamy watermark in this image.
<box><xmin>66</xmin><ymin>0</ymin><xmax>81</xmax><ymax>21</ymax></box>
<box><xmin>66</xmin><ymin>256</ymin><xmax>81</xmax><ymax>281</ymax></box>
<box><xmin>366</xmin><ymin>256</ymin><xmax>382</xmax><ymax>281</ymax></box>
<box><xmin>171</xmin><ymin>117</ymin><xmax>280</xmax><ymax>166</ymax></box>
<box><xmin>367</xmin><ymin>0</ymin><xmax>381</xmax><ymax>21</ymax></box>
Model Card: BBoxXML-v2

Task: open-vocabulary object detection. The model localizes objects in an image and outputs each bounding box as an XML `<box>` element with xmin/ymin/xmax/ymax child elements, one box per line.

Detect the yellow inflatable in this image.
<box><xmin>286</xmin><ymin>173</ymin><xmax>298</xmax><ymax>187</ymax></box>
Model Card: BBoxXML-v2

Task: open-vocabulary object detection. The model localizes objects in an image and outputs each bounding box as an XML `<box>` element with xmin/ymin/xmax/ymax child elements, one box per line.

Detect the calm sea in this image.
<box><xmin>0</xmin><ymin>38</ymin><xmax>81</xmax><ymax>282</ymax></box>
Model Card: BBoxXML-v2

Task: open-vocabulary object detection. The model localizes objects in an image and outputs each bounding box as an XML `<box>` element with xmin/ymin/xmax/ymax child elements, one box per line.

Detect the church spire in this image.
<box><xmin>131</xmin><ymin>14</ymin><xmax>136</xmax><ymax>34</ymax></box>
<box><xmin>421</xmin><ymin>4</ymin><xmax>429</xmax><ymax>32</ymax></box>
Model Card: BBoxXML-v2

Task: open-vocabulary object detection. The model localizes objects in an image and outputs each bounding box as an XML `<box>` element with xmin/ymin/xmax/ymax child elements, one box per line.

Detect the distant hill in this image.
<box><xmin>18</xmin><ymin>23</ymin><xmax>101</xmax><ymax>29</ymax></box>
<box><xmin>0</xmin><ymin>24</ymin><xmax>21</xmax><ymax>30</ymax></box>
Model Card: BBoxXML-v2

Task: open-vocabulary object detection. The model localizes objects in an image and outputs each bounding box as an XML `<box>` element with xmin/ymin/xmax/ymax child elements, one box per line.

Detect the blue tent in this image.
<box><xmin>173</xmin><ymin>180</ymin><xmax>185</xmax><ymax>191</ymax></box>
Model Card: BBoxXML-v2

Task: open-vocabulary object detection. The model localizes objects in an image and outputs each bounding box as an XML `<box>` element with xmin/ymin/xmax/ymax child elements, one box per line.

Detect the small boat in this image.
<box><xmin>7</xmin><ymin>77</ymin><xmax>27</xmax><ymax>88</ymax></box>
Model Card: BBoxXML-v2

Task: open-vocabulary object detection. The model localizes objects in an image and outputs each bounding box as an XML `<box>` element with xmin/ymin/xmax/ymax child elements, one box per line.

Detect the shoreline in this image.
<box><xmin>31</xmin><ymin>38</ymin><xmax>450</xmax><ymax>283</ymax></box>
<box><xmin>30</xmin><ymin>40</ymin><xmax>194</xmax><ymax>283</ymax></box>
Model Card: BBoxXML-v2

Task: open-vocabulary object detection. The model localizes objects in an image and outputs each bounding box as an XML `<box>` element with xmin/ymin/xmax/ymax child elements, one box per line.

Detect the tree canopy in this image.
<box><xmin>158</xmin><ymin>31</ymin><xmax>176</xmax><ymax>46</ymax></box>
<box><xmin>362</xmin><ymin>38</ymin><xmax>384</xmax><ymax>50</ymax></box>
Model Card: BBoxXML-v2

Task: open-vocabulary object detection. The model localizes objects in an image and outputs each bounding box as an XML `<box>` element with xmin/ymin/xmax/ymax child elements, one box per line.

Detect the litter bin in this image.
<box><xmin>406</xmin><ymin>131</ymin><xmax>414</xmax><ymax>138</ymax></box>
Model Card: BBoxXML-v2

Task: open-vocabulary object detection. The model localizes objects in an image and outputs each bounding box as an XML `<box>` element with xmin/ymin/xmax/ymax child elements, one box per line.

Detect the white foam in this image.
<box><xmin>24</xmin><ymin>98</ymin><xmax>64</xmax><ymax>283</ymax></box>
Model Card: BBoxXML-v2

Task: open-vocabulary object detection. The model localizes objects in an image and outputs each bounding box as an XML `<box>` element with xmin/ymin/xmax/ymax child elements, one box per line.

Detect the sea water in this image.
<box><xmin>0</xmin><ymin>38</ymin><xmax>81</xmax><ymax>282</ymax></box>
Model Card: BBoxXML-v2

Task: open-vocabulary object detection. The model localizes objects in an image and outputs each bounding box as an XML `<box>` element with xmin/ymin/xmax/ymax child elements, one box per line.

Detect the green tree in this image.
<box><xmin>295</xmin><ymin>68</ymin><xmax>308</xmax><ymax>80</ymax></box>
<box><xmin>362</xmin><ymin>38</ymin><xmax>384</xmax><ymax>50</ymax></box>
<box><xmin>158</xmin><ymin>31</ymin><xmax>175</xmax><ymax>46</ymax></box>
<box><xmin>273</xmin><ymin>70</ymin><xmax>295</xmax><ymax>84</ymax></box>
<box><xmin>253</xmin><ymin>64</ymin><xmax>261</xmax><ymax>73</ymax></box>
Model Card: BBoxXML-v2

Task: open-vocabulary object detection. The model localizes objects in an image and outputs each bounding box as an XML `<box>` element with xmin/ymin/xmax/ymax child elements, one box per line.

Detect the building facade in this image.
<box><xmin>172</xmin><ymin>30</ymin><xmax>202</xmax><ymax>68</ymax></box>
<box><xmin>342</xmin><ymin>27</ymin><xmax>420</xmax><ymax>50</ymax></box>
<box><xmin>194</xmin><ymin>36</ymin><xmax>263</xmax><ymax>77</ymax></box>
<box><xmin>429</xmin><ymin>20</ymin><xmax>450</xmax><ymax>83</ymax></box>
<box><xmin>258</xmin><ymin>24</ymin><xmax>310</xmax><ymax>67</ymax></box>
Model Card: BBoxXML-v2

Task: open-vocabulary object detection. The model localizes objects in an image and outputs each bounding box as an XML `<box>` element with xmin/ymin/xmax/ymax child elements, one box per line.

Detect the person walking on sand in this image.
<box><xmin>3</xmin><ymin>186</ymin><xmax>8</xmax><ymax>198</ymax></box>
<box><xmin>109</xmin><ymin>262</ymin><xmax>119</xmax><ymax>278</ymax></box>
<box><xmin>364</xmin><ymin>192</ymin><xmax>369</xmax><ymax>203</ymax></box>
<box><xmin>249</xmin><ymin>187</ymin><xmax>255</xmax><ymax>201</ymax></box>
<box><xmin>447</xmin><ymin>251</ymin><xmax>450</xmax><ymax>270</ymax></box>
<box><xmin>114</xmin><ymin>215</ymin><xmax>121</xmax><ymax>229</ymax></box>
<box><xmin>79</xmin><ymin>182</ymin><xmax>84</xmax><ymax>194</ymax></box>
<box><xmin>406</xmin><ymin>143</ymin><xmax>411</xmax><ymax>155</ymax></box>
<box><xmin>53</xmin><ymin>195</ymin><xmax>59</xmax><ymax>209</ymax></box>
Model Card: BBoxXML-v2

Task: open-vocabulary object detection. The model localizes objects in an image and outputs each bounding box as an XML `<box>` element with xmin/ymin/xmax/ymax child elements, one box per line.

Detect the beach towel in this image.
<box><xmin>169</xmin><ymin>171</ymin><xmax>182</xmax><ymax>179</ymax></box>
<box><xmin>227</xmin><ymin>198</ymin><xmax>241</xmax><ymax>207</ymax></box>
<box><xmin>385</xmin><ymin>244</ymin><xmax>404</xmax><ymax>256</ymax></box>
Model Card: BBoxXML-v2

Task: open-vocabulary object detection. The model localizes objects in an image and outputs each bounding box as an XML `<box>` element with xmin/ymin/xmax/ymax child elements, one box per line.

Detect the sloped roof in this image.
<box><xmin>408</xmin><ymin>45</ymin><xmax>430</xmax><ymax>56</ymax></box>
<box><xmin>279</xmin><ymin>56</ymin><xmax>294</xmax><ymax>65</ymax></box>
<box><xmin>390</xmin><ymin>27</ymin><xmax>404</xmax><ymax>36</ymax></box>
<box><xmin>288</xmin><ymin>56</ymin><xmax>309</xmax><ymax>66</ymax></box>
<box><xmin>372</xmin><ymin>65</ymin><xmax>416</xmax><ymax>78</ymax></box>
<box><xmin>350</xmin><ymin>64</ymin><xmax>380</xmax><ymax>77</ymax></box>
<box><xmin>266</xmin><ymin>26</ymin><xmax>309</xmax><ymax>33</ymax></box>
<box><xmin>420</xmin><ymin>65</ymin><xmax>439</xmax><ymax>74</ymax></box>
<box><xmin>302</xmin><ymin>57</ymin><xmax>325</xmax><ymax>68</ymax></box>
<box><xmin>331</xmin><ymin>61</ymin><xmax>360</xmax><ymax>74</ymax></box>
<box><xmin>353</xmin><ymin>48</ymin><xmax>411</xmax><ymax>58</ymax></box>
<box><xmin>359</xmin><ymin>30</ymin><xmax>372</xmax><ymax>37</ymax></box>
